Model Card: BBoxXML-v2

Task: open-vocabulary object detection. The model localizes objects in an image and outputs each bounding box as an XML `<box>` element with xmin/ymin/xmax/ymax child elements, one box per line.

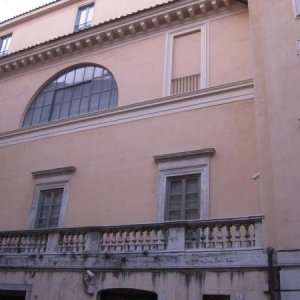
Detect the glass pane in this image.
<box><xmin>44</xmin><ymin>91</ymin><xmax>55</xmax><ymax>105</ymax></box>
<box><xmin>51</xmin><ymin>206</ymin><xmax>61</xmax><ymax>218</ymax></box>
<box><xmin>56</xmin><ymin>74</ymin><xmax>66</xmax><ymax>88</ymax></box>
<box><xmin>69</xmin><ymin>99</ymin><xmax>80</xmax><ymax>116</ymax></box>
<box><xmin>40</xmin><ymin>206</ymin><xmax>50</xmax><ymax>218</ymax></box>
<box><xmin>186</xmin><ymin>209</ymin><xmax>199</xmax><ymax>220</ymax></box>
<box><xmin>37</xmin><ymin>219</ymin><xmax>47</xmax><ymax>228</ymax></box>
<box><xmin>169</xmin><ymin>210</ymin><xmax>182</xmax><ymax>221</ymax></box>
<box><xmin>35</xmin><ymin>94</ymin><xmax>45</xmax><ymax>108</ymax></box>
<box><xmin>170</xmin><ymin>179</ymin><xmax>182</xmax><ymax>195</ymax></box>
<box><xmin>81</xmin><ymin>82</ymin><xmax>92</xmax><ymax>97</ymax></box>
<box><xmin>87</xmin><ymin>6</ymin><xmax>94</xmax><ymax>22</ymax></box>
<box><xmin>74</xmin><ymin>68</ymin><xmax>85</xmax><ymax>83</ymax></box>
<box><xmin>23</xmin><ymin>110</ymin><xmax>33</xmax><ymax>126</ymax></box>
<box><xmin>40</xmin><ymin>105</ymin><xmax>51</xmax><ymax>123</ymax></box>
<box><xmin>89</xmin><ymin>94</ymin><xmax>99</xmax><ymax>112</ymax></box>
<box><xmin>49</xmin><ymin>218</ymin><xmax>59</xmax><ymax>227</ymax></box>
<box><xmin>169</xmin><ymin>195</ymin><xmax>181</xmax><ymax>210</ymax></box>
<box><xmin>84</xmin><ymin>66</ymin><xmax>94</xmax><ymax>81</ymax></box>
<box><xmin>99</xmin><ymin>91</ymin><xmax>110</xmax><ymax>109</ymax></box>
<box><xmin>79</xmin><ymin>96</ymin><xmax>90</xmax><ymax>114</ymax></box>
<box><xmin>54</xmin><ymin>90</ymin><xmax>64</xmax><ymax>104</ymax></box>
<box><xmin>94</xmin><ymin>67</ymin><xmax>104</xmax><ymax>78</ymax></box>
<box><xmin>79</xmin><ymin>8</ymin><xmax>88</xmax><ymax>25</ymax></box>
<box><xmin>63</xmin><ymin>87</ymin><xmax>73</xmax><ymax>102</ymax></box>
<box><xmin>60</xmin><ymin>101</ymin><xmax>71</xmax><ymax>118</ymax></box>
<box><xmin>110</xmin><ymin>89</ymin><xmax>118</xmax><ymax>107</ymax></box>
<box><xmin>186</xmin><ymin>194</ymin><xmax>199</xmax><ymax>209</ymax></box>
<box><xmin>92</xmin><ymin>78</ymin><xmax>102</xmax><ymax>93</ymax></box>
<box><xmin>73</xmin><ymin>84</ymin><xmax>83</xmax><ymax>99</ymax></box>
<box><xmin>50</xmin><ymin>104</ymin><xmax>61</xmax><ymax>120</ymax></box>
<box><xmin>101</xmin><ymin>76</ymin><xmax>113</xmax><ymax>91</ymax></box>
<box><xmin>186</xmin><ymin>177</ymin><xmax>199</xmax><ymax>193</ymax></box>
<box><xmin>46</xmin><ymin>81</ymin><xmax>57</xmax><ymax>91</ymax></box>
<box><xmin>31</xmin><ymin>108</ymin><xmax>42</xmax><ymax>124</ymax></box>
<box><xmin>65</xmin><ymin>70</ymin><xmax>75</xmax><ymax>85</ymax></box>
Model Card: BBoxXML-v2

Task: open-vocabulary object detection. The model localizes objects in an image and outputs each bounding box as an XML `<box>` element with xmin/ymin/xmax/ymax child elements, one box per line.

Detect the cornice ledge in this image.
<box><xmin>0</xmin><ymin>0</ymin><xmax>245</xmax><ymax>76</ymax></box>
<box><xmin>0</xmin><ymin>78</ymin><xmax>254</xmax><ymax>142</ymax></box>
<box><xmin>153</xmin><ymin>148</ymin><xmax>216</xmax><ymax>162</ymax></box>
<box><xmin>32</xmin><ymin>166</ymin><xmax>76</xmax><ymax>178</ymax></box>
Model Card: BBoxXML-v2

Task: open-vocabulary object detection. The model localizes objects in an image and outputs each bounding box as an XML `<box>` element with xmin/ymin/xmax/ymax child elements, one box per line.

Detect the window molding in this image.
<box><xmin>154</xmin><ymin>148</ymin><xmax>215</xmax><ymax>222</ymax></box>
<box><xmin>0</xmin><ymin>284</ymin><xmax>31</xmax><ymax>300</ymax></box>
<box><xmin>28</xmin><ymin>166</ymin><xmax>76</xmax><ymax>229</ymax></box>
<box><xmin>163</xmin><ymin>22</ymin><xmax>208</xmax><ymax>96</ymax></box>
<box><xmin>0</xmin><ymin>33</ymin><xmax>12</xmax><ymax>57</ymax></box>
<box><xmin>74</xmin><ymin>2</ymin><xmax>94</xmax><ymax>32</ymax></box>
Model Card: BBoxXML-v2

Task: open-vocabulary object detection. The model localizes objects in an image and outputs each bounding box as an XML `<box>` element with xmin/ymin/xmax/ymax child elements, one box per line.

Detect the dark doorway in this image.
<box><xmin>99</xmin><ymin>288</ymin><xmax>158</xmax><ymax>300</ymax></box>
<box><xmin>0</xmin><ymin>290</ymin><xmax>26</xmax><ymax>300</ymax></box>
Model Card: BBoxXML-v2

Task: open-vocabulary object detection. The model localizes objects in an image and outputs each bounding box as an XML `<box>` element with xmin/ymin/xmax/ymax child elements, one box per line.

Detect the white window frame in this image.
<box><xmin>0</xmin><ymin>33</ymin><xmax>12</xmax><ymax>57</ymax></box>
<box><xmin>292</xmin><ymin>0</ymin><xmax>300</xmax><ymax>18</ymax></box>
<box><xmin>28</xmin><ymin>166</ymin><xmax>76</xmax><ymax>229</ymax></box>
<box><xmin>163</xmin><ymin>23</ymin><xmax>208</xmax><ymax>96</ymax></box>
<box><xmin>154</xmin><ymin>150</ymin><xmax>214</xmax><ymax>222</ymax></box>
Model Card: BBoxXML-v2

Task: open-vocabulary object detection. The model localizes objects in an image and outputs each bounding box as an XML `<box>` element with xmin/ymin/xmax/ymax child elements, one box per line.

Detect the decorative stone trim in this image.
<box><xmin>32</xmin><ymin>166</ymin><xmax>76</xmax><ymax>178</ymax></box>
<box><xmin>0</xmin><ymin>0</ymin><xmax>245</xmax><ymax>75</ymax></box>
<box><xmin>154</xmin><ymin>148</ymin><xmax>215</xmax><ymax>162</ymax></box>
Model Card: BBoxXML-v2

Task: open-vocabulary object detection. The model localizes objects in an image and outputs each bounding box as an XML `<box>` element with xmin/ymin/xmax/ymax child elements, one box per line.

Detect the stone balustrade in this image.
<box><xmin>0</xmin><ymin>216</ymin><xmax>263</xmax><ymax>255</ymax></box>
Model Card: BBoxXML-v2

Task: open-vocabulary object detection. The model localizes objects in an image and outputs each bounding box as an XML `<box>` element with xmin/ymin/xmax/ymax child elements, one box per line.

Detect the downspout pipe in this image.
<box><xmin>267</xmin><ymin>247</ymin><xmax>276</xmax><ymax>300</ymax></box>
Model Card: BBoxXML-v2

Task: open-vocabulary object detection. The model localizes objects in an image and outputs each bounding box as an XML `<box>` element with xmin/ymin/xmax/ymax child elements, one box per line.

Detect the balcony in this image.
<box><xmin>0</xmin><ymin>216</ymin><xmax>266</xmax><ymax>270</ymax></box>
<box><xmin>171</xmin><ymin>73</ymin><xmax>201</xmax><ymax>95</ymax></box>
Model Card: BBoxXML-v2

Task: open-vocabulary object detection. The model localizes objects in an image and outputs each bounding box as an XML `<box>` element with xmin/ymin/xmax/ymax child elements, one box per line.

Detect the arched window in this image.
<box><xmin>23</xmin><ymin>65</ymin><xmax>118</xmax><ymax>127</ymax></box>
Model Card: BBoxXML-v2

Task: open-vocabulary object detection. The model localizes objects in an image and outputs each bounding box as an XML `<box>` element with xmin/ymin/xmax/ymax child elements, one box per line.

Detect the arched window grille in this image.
<box><xmin>23</xmin><ymin>65</ymin><xmax>118</xmax><ymax>127</ymax></box>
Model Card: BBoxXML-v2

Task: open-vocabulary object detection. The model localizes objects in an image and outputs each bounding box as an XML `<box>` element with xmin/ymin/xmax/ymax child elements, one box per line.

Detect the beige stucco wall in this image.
<box><xmin>249</xmin><ymin>0</ymin><xmax>300</xmax><ymax>250</ymax></box>
<box><xmin>0</xmin><ymin>270</ymin><xmax>268</xmax><ymax>300</ymax></box>
<box><xmin>0</xmin><ymin>99</ymin><xmax>259</xmax><ymax>230</ymax></box>
<box><xmin>209</xmin><ymin>11</ymin><xmax>252</xmax><ymax>86</ymax></box>
<box><xmin>0</xmin><ymin>11</ymin><xmax>252</xmax><ymax>133</ymax></box>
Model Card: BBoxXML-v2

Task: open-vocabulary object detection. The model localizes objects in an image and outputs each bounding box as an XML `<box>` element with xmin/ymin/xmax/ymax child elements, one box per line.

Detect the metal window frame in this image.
<box><xmin>74</xmin><ymin>3</ymin><xmax>94</xmax><ymax>32</ymax></box>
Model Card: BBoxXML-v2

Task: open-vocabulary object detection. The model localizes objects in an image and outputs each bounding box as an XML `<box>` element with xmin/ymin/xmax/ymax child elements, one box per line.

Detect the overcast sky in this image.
<box><xmin>0</xmin><ymin>0</ymin><xmax>55</xmax><ymax>22</ymax></box>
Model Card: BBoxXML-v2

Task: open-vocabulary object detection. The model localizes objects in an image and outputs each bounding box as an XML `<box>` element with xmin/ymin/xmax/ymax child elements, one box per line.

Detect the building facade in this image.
<box><xmin>0</xmin><ymin>0</ymin><xmax>299</xmax><ymax>299</ymax></box>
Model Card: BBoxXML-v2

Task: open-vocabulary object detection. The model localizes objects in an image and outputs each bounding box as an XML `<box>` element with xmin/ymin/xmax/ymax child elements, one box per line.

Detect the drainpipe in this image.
<box><xmin>267</xmin><ymin>247</ymin><xmax>276</xmax><ymax>300</ymax></box>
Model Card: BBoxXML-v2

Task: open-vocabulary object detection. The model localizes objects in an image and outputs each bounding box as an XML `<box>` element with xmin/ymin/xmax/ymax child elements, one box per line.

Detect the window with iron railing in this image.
<box><xmin>0</xmin><ymin>34</ymin><xmax>12</xmax><ymax>57</ymax></box>
<box><xmin>74</xmin><ymin>3</ymin><xmax>94</xmax><ymax>32</ymax></box>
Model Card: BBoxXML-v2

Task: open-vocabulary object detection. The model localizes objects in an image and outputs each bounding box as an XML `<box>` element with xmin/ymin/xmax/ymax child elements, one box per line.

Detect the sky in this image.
<box><xmin>0</xmin><ymin>0</ymin><xmax>55</xmax><ymax>22</ymax></box>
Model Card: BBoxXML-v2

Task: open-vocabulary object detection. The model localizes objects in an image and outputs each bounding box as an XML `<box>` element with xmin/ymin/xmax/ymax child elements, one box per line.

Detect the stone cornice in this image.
<box><xmin>0</xmin><ymin>0</ymin><xmax>245</xmax><ymax>76</ymax></box>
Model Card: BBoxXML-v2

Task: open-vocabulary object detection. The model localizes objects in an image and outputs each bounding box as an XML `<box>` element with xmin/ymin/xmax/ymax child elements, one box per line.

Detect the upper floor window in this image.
<box><xmin>74</xmin><ymin>3</ymin><xmax>94</xmax><ymax>32</ymax></box>
<box><xmin>154</xmin><ymin>148</ymin><xmax>215</xmax><ymax>222</ymax></box>
<box><xmin>0</xmin><ymin>34</ymin><xmax>12</xmax><ymax>57</ymax></box>
<box><xmin>23</xmin><ymin>65</ymin><xmax>118</xmax><ymax>127</ymax></box>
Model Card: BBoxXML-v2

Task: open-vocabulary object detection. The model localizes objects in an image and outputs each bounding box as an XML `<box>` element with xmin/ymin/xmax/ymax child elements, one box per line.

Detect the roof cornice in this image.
<box><xmin>0</xmin><ymin>0</ymin><xmax>245</xmax><ymax>76</ymax></box>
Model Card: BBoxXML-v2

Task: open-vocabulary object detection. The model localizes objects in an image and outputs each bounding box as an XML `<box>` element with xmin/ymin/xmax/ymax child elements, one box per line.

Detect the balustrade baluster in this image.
<box><xmin>207</xmin><ymin>225</ymin><xmax>214</xmax><ymax>248</ymax></box>
<box><xmin>199</xmin><ymin>226</ymin><xmax>206</xmax><ymax>248</ymax></box>
<box><xmin>144</xmin><ymin>230</ymin><xmax>151</xmax><ymax>251</ymax></box>
<box><xmin>137</xmin><ymin>230</ymin><xmax>144</xmax><ymax>251</ymax></box>
<box><xmin>225</xmin><ymin>225</ymin><xmax>232</xmax><ymax>248</ymax></box>
<box><xmin>124</xmin><ymin>231</ymin><xmax>130</xmax><ymax>251</ymax></box>
<box><xmin>243</xmin><ymin>224</ymin><xmax>251</xmax><ymax>247</ymax></box>
<box><xmin>234</xmin><ymin>224</ymin><xmax>242</xmax><ymax>248</ymax></box>
<box><xmin>130</xmin><ymin>230</ymin><xmax>137</xmax><ymax>251</ymax></box>
<box><xmin>216</xmin><ymin>224</ymin><xmax>224</xmax><ymax>249</ymax></box>
<box><xmin>152</xmin><ymin>229</ymin><xmax>158</xmax><ymax>250</ymax></box>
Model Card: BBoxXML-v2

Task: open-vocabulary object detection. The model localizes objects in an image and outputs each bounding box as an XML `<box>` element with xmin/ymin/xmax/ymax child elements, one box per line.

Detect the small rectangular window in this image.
<box><xmin>165</xmin><ymin>174</ymin><xmax>201</xmax><ymax>221</ymax></box>
<box><xmin>203</xmin><ymin>295</ymin><xmax>230</xmax><ymax>300</ymax></box>
<box><xmin>0</xmin><ymin>34</ymin><xmax>12</xmax><ymax>57</ymax></box>
<box><xmin>74</xmin><ymin>3</ymin><xmax>94</xmax><ymax>32</ymax></box>
<box><xmin>34</xmin><ymin>188</ymin><xmax>63</xmax><ymax>229</ymax></box>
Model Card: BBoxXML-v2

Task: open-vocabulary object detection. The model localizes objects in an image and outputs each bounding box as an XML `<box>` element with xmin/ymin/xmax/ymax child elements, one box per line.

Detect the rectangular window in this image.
<box><xmin>293</xmin><ymin>0</ymin><xmax>300</xmax><ymax>17</ymax></box>
<box><xmin>74</xmin><ymin>3</ymin><xmax>94</xmax><ymax>32</ymax></box>
<box><xmin>166</xmin><ymin>174</ymin><xmax>201</xmax><ymax>221</ymax></box>
<box><xmin>0</xmin><ymin>34</ymin><xmax>12</xmax><ymax>57</ymax></box>
<box><xmin>34</xmin><ymin>188</ymin><xmax>63</xmax><ymax>229</ymax></box>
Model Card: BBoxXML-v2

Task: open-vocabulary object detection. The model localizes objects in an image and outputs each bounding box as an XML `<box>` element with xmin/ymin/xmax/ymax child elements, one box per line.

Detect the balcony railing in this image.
<box><xmin>171</xmin><ymin>73</ymin><xmax>201</xmax><ymax>95</ymax></box>
<box><xmin>0</xmin><ymin>216</ymin><xmax>262</xmax><ymax>255</ymax></box>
